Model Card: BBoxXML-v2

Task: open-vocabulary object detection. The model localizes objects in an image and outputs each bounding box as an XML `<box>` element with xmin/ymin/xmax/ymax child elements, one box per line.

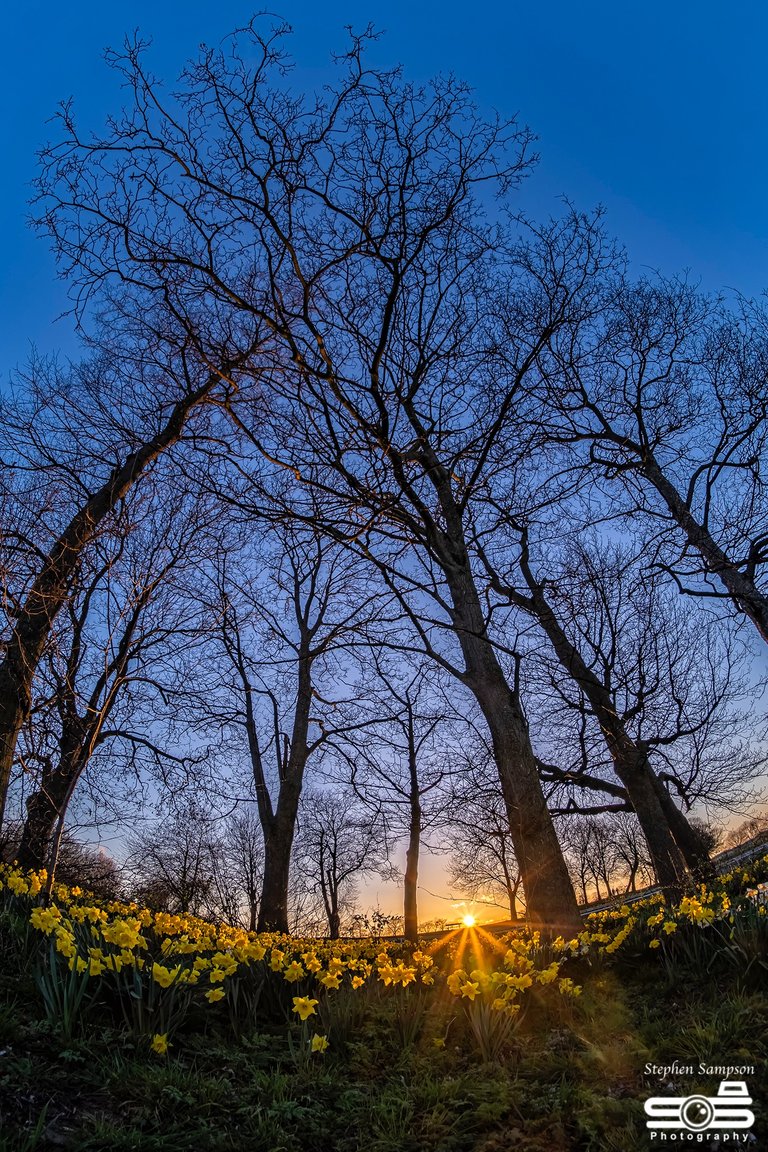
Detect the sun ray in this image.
<box><xmin>425</xmin><ymin>927</ymin><xmax>462</xmax><ymax>957</ymax></box>
<box><xmin>474</xmin><ymin>927</ymin><xmax>509</xmax><ymax>954</ymax></box>
<box><xmin>452</xmin><ymin>930</ymin><xmax>472</xmax><ymax>972</ymax></box>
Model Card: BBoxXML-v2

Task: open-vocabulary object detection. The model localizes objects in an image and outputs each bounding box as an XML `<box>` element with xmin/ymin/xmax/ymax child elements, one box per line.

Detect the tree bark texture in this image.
<box><xmin>404</xmin><ymin>800</ymin><xmax>421</xmax><ymax>942</ymax></box>
<box><xmin>255</xmin><ymin>655</ymin><xmax>312</xmax><ymax>934</ymax></box>
<box><xmin>444</xmin><ymin>562</ymin><xmax>581</xmax><ymax>932</ymax></box>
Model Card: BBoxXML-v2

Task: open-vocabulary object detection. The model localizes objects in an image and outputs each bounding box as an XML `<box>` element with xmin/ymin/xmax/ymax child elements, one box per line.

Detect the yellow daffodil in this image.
<box><xmin>507</xmin><ymin>973</ymin><xmax>533</xmax><ymax>991</ymax></box>
<box><xmin>292</xmin><ymin>996</ymin><xmax>319</xmax><ymax>1021</ymax></box>
<box><xmin>30</xmin><ymin>907</ymin><xmax>60</xmax><ymax>934</ymax></box>
<box><xmin>446</xmin><ymin>970</ymin><xmax>466</xmax><ymax>995</ymax></box>
<box><xmin>151</xmin><ymin>962</ymin><xmax>180</xmax><ymax>988</ymax></box>
<box><xmin>150</xmin><ymin>1033</ymin><xmax>169</xmax><ymax>1056</ymax></box>
<box><xmin>536</xmin><ymin>963</ymin><xmax>560</xmax><ymax>985</ymax></box>
<box><xmin>283</xmin><ymin>960</ymin><xmax>306</xmax><ymax>983</ymax></box>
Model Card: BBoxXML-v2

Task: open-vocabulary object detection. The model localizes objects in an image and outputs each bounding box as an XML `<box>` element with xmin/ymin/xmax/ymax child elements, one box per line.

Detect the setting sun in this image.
<box><xmin>462</xmin><ymin>914</ymin><xmax>476</xmax><ymax>928</ymax></box>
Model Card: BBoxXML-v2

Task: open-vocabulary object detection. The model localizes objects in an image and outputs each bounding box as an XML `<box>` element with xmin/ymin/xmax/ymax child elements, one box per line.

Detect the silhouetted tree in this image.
<box><xmin>34</xmin><ymin>22</ymin><xmax>583</xmax><ymax>929</ymax></box>
<box><xmin>295</xmin><ymin>789</ymin><xmax>390</xmax><ymax>939</ymax></box>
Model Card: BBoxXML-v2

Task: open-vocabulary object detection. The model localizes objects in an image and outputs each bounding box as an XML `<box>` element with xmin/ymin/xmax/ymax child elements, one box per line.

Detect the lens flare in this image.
<box><xmin>462</xmin><ymin>914</ymin><xmax>476</xmax><ymax>928</ymax></box>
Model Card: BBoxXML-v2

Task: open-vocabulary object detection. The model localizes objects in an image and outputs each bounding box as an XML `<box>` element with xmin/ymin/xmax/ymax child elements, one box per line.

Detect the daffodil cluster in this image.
<box><xmin>2</xmin><ymin>851</ymin><xmax>766</xmax><ymax>1051</ymax></box>
<box><xmin>445</xmin><ymin>935</ymin><xmax>580</xmax><ymax>1017</ymax></box>
<box><xmin>0</xmin><ymin>866</ymin><xmax>448</xmax><ymax>1041</ymax></box>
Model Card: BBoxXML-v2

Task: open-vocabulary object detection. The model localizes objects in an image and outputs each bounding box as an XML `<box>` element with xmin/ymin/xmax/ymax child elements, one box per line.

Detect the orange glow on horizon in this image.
<box><xmin>423</xmin><ymin>918</ymin><xmax>510</xmax><ymax>976</ymax></box>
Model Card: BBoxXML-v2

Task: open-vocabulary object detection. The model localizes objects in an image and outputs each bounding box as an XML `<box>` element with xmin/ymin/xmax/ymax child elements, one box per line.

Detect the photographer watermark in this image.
<box><xmin>644</xmin><ymin>1070</ymin><xmax>755</xmax><ymax>1142</ymax></box>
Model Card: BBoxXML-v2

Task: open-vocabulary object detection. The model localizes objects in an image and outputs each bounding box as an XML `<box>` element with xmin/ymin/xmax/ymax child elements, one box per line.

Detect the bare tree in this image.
<box><xmin>33</xmin><ymin>23</ymin><xmax>587</xmax><ymax>930</ymax></box>
<box><xmin>560</xmin><ymin>817</ymin><xmax>616</xmax><ymax>904</ymax></box>
<box><xmin>481</xmin><ymin>528</ymin><xmax>763</xmax><ymax>888</ymax></box>
<box><xmin>0</xmin><ymin>347</ymin><xmax>252</xmax><ymax>828</ymax></box>
<box><xmin>123</xmin><ymin>804</ymin><xmax>259</xmax><ymax>923</ymax></box>
<box><xmin>224</xmin><ymin>808</ymin><xmax>264</xmax><ymax>931</ymax></box>
<box><xmin>12</xmin><ymin>478</ymin><xmax>211</xmax><ymax>879</ymax></box>
<box><xmin>191</xmin><ymin>519</ymin><xmax>381</xmax><ymax>933</ymax></box>
<box><xmin>126</xmin><ymin>807</ymin><xmax>216</xmax><ymax>916</ymax></box>
<box><xmin>447</xmin><ymin>753</ymin><xmax>524</xmax><ymax>921</ymax></box>
<box><xmin>560</xmin><ymin>812</ymin><xmax>657</xmax><ymax>902</ymax></box>
<box><xmin>331</xmin><ymin>655</ymin><xmax>456</xmax><ymax>940</ymax></box>
<box><xmin>520</xmin><ymin>248</ymin><xmax>768</xmax><ymax>644</ymax></box>
<box><xmin>608</xmin><ymin>812</ymin><xmax>656</xmax><ymax>894</ymax></box>
<box><xmin>722</xmin><ymin>811</ymin><xmax>768</xmax><ymax>851</ymax></box>
<box><xmin>295</xmin><ymin>789</ymin><xmax>390</xmax><ymax>939</ymax></box>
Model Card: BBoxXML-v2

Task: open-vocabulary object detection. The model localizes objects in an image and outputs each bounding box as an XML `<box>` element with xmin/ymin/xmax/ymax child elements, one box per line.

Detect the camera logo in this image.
<box><xmin>645</xmin><ymin>1080</ymin><xmax>754</xmax><ymax>1132</ymax></box>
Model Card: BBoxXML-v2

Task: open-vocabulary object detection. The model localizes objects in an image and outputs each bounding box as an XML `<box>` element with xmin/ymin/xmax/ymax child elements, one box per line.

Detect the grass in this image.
<box><xmin>1</xmin><ymin>947</ymin><xmax>766</xmax><ymax>1151</ymax></box>
<box><xmin>2</xmin><ymin>863</ymin><xmax>768</xmax><ymax>1150</ymax></box>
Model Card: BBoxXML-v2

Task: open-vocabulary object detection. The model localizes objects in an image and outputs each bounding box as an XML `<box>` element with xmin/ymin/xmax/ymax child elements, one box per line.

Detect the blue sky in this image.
<box><xmin>2</xmin><ymin>1</ymin><xmax>767</xmax><ymax>379</ymax></box>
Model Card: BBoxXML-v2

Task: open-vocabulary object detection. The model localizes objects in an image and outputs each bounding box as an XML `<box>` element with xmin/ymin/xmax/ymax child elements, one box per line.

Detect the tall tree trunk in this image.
<box><xmin>316</xmin><ymin>833</ymin><xmax>341</xmax><ymax>939</ymax></box>
<box><xmin>45</xmin><ymin>808</ymin><xmax>70</xmax><ymax>903</ymax></box>
<box><xmin>403</xmin><ymin>734</ymin><xmax>422</xmax><ymax>941</ymax></box>
<box><xmin>502</xmin><ymin>861</ymin><xmax>520</xmax><ymax>920</ymax></box>
<box><xmin>256</xmin><ymin>800</ymin><xmax>304</xmax><ymax>934</ymax></box>
<box><xmin>17</xmin><ymin>749</ymin><xmax>83</xmax><ymax>900</ymax></box>
<box><xmin>651</xmin><ymin>775</ymin><xmax>715</xmax><ymax>878</ymax></box>
<box><xmin>611</xmin><ymin>748</ymin><xmax>689</xmax><ymax>893</ymax></box>
<box><xmin>18</xmin><ymin>717</ymin><xmax>86</xmax><ymax>877</ymax></box>
<box><xmin>508</xmin><ymin>886</ymin><xmax>519</xmax><ymax>921</ymax></box>
<box><xmin>444</xmin><ymin>562</ymin><xmax>580</xmax><ymax>932</ymax></box>
<box><xmin>258</xmin><ymin>811</ymin><xmax>299</xmax><ymax>934</ymax></box>
<box><xmin>248</xmin><ymin>896</ymin><xmax>258</xmax><ymax>933</ymax></box>
<box><xmin>398</xmin><ymin>443</ymin><xmax>580</xmax><ymax>932</ymax></box>
<box><xmin>579</xmin><ymin>871</ymin><xmax>588</xmax><ymax>905</ymax></box>
<box><xmin>511</xmin><ymin>562</ymin><xmax>695</xmax><ymax>895</ymax></box>
<box><xmin>18</xmin><ymin>780</ymin><xmax>68</xmax><ymax>873</ymax></box>
<box><xmin>256</xmin><ymin>655</ymin><xmax>312</xmax><ymax>934</ymax></box>
<box><xmin>404</xmin><ymin>811</ymin><xmax>420</xmax><ymax>942</ymax></box>
<box><xmin>257</xmin><ymin>755</ymin><xmax>307</xmax><ymax>933</ymax></box>
<box><xmin>328</xmin><ymin>896</ymin><xmax>341</xmax><ymax>940</ymax></box>
<box><xmin>0</xmin><ymin>374</ymin><xmax>222</xmax><ymax>828</ymax></box>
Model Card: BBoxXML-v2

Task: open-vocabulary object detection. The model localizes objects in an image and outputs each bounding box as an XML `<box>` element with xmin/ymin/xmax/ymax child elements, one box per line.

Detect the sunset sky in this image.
<box><xmin>2</xmin><ymin>0</ymin><xmax>766</xmax><ymax>923</ymax></box>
